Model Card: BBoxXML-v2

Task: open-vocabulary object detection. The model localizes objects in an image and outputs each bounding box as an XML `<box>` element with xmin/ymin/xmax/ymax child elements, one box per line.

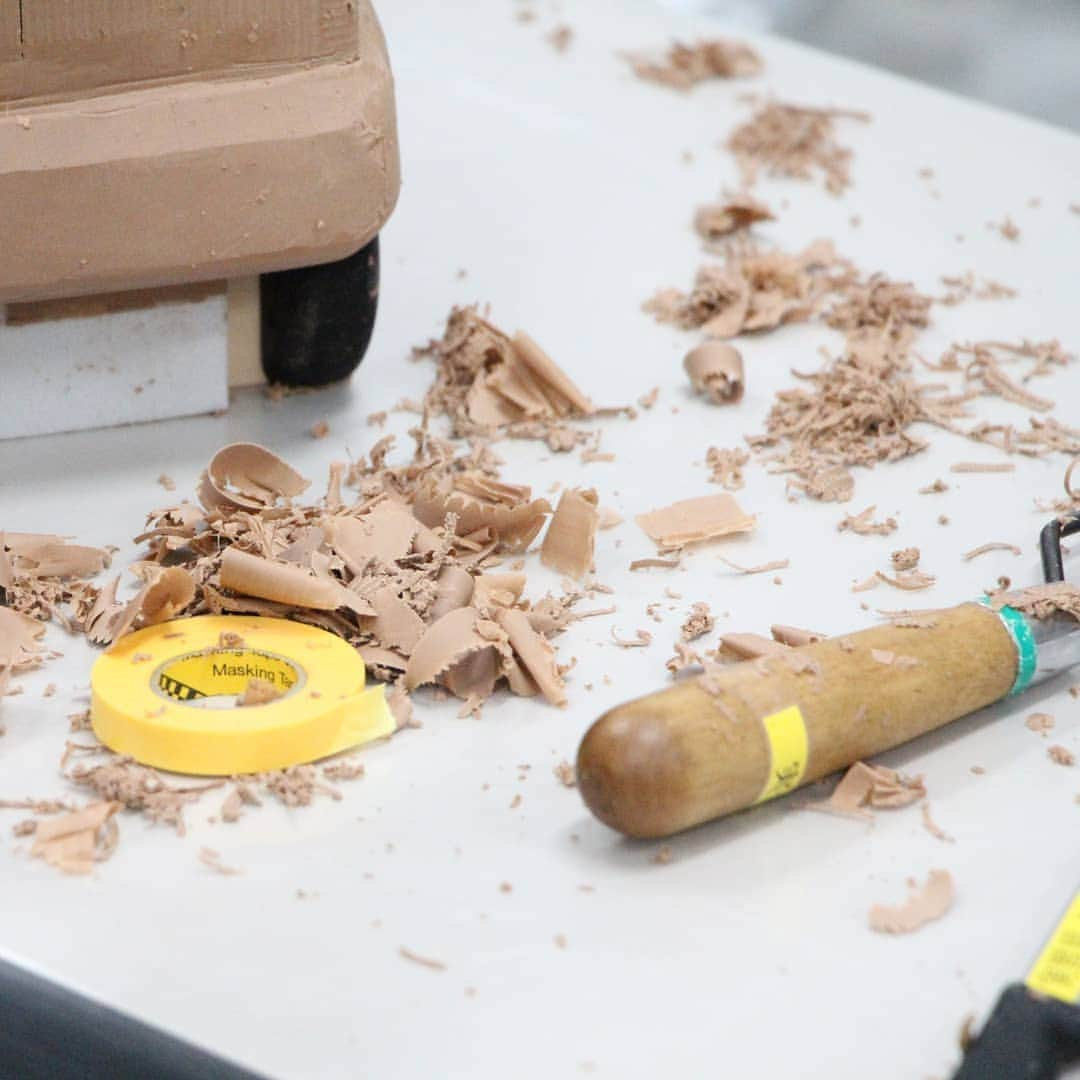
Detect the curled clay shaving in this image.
<box><xmin>868</xmin><ymin>870</ymin><xmax>955</xmax><ymax>934</ymax></box>
<box><xmin>219</xmin><ymin>548</ymin><xmax>372</xmax><ymax>615</ymax></box>
<box><xmin>199</xmin><ymin>443</ymin><xmax>309</xmax><ymax>511</ymax></box>
<box><xmin>962</xmin><ymin>542</ymin><xmax>1022</xmax><ymax>561</ymax></box>
<box><xmin>683</xmin><ymin>343</ymin><xmax>745</xmax><ymax>404</ymax></box>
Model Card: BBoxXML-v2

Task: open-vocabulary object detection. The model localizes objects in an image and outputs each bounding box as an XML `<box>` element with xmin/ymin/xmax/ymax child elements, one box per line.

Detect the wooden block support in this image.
<box><xmin>577</xmin><ymin>602</ymin><xmax>1018</xmax><ymax>837</ymax></box>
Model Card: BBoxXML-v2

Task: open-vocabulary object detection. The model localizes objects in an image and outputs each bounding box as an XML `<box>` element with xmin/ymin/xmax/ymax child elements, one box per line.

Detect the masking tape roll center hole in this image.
<box><xmin>153</xmin><ymin>647</ymin><xmax>306</xmax><ymax>708</ymax></box>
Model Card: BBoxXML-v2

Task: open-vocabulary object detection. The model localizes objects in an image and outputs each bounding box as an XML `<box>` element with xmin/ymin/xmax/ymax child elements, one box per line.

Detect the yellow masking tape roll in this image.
<box><xmin>91</xmin><ymin>615</ymin><xmax>394</xmax><ymax>776</ymax></box>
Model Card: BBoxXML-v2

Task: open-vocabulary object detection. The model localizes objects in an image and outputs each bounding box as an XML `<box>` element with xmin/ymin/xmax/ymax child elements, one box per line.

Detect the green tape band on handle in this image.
<box><xmin>990</xmin><ymin>603</ymin><xmax>1038</xmax><ymax>697</ymax></box>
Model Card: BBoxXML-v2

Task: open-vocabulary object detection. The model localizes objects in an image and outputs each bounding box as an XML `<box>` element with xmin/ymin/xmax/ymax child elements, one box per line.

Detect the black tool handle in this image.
<box><xmin>0</xmin><ymin>956</ymin><xmax>267</xmax><ymax>1080</ymax></box>
<box><xmin>954</xmin><ymin>983</ymin><xmax>1080</xmax><ymax>1079</ymax></box>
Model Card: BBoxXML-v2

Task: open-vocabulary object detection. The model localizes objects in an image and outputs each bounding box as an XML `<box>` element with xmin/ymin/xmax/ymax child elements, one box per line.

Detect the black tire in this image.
<box><xmin>259</xmin><ymin>235</ymin><xmax>380</xmax><ymax>387</ymax></box>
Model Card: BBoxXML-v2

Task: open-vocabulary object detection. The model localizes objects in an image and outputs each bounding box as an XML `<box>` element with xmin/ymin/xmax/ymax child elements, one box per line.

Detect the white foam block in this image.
<box><xmin>0</xmin><ymin>294</ymin><xmax>229</xmax><ymax>440</ymax></box>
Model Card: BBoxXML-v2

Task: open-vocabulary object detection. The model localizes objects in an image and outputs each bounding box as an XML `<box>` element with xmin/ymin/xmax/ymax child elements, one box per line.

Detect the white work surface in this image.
<box><xmin>4</xmin><ymin>2</ymin><xmax>1080</xmax><ymax>1077</ymax></box>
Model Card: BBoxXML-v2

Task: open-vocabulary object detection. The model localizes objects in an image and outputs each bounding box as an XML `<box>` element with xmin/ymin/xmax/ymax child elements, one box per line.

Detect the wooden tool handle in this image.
<box><xmin>577</xmin><ymin>602</ymin><xmax>1017</xmax><ymax>838</ymax></box>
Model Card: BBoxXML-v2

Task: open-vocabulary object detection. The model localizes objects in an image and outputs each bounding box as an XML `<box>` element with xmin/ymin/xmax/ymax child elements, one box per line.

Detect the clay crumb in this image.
<box><xmin>705</xmin><ymin>447</ymin><xmax>750</xmax><ymax>490</ymax></box>
<box><xmin>366</xmin><ymin>411</ymin><xmax>387</xmax><ymax>427</ymax></box>
<box><xmin>684</xmin><ymin>343</ymin><xmax>744</xmax><ymax>404</ymax></box>
<box><xmin>891</xmin><ymin>548</ymin><xmax>920</xmax><ymax>572</ymax></box>
<box><xmin>218</xmin><ymin>631</ymin><xmax>245</xmax><ymax>649</ymax></box>
<box><xmin>666</xmin><ymin>641</ymin><xmax>702</xmax><ymax>676</ymax></box>
<box><xmin>638</xmin><ymin>387</ymin><xmax>660</xmax><ymax>410</ymax></box>
<box><xmin>157</xmin><ymin>474</ymin><xmax>176</xmax><ymax>492</ymax></box>
<box><xmin>1049</xmin><ymin>745</ymin><xmax>1075</xmax><ymax>766</ymax></box>
<box><xmin>950</xmin><ymin>462</ymin><xmax>1015</xmax><ymax>474</ymax></box>
<box><xmin>962</xmin><ymin>542</ymin><xmax>1022</xmax><ymax>561</ymax></box>
<box><xmin>310</xmin><ymin>421</ymin><xmax>330</xmax><ymax>439</ymax></box>
<box><xmin>554</xmin><ymin>760</ymin><xmax>577</xmax><ymax>787</ymax></box>
<box><xmin>15</xmin><ymin>116</ymin><xmax>31</xmax><ymax>130</ymax></box>
<box><xmin>199</xmin><ymin>847</ymin><xmax>242</xmax><ymax>876</ymax></box>
<box><xmin>554</xmin><ymin>933</ymin><xmax>568</xmax><ymax>949</ymax></box>
<box><xmin>237</xmin><ymin>677</ymin><xmax>282</xmax><ymax>707</ymax></box>
<box><xmin>919</xmin><ymin>479</ymin><xmax>948</xmax><ymax>494</ymax></box>
<box><xmin>868</xmin><ymin>869</ymin><xmax>955</xmax><ymax>934</ymax></box>
<box><xmin>693</xmin><ymin>194</ymin><xmax>774</xmax><ymax>242</ymax></box>
<box><xmin>838</xmin><ymin>506</ymin><xmax>897</xmax><ymax>537</ymax></box>
<box><xmin>1025</xmin><ymin>713</ymin><xmax>1055</xmax><ymax>736</ymax></box>
<box><xmin>611</xmin><ymin>628</ymin><xmax>652</xmax><ymax>648</ymax></box>
<box><xmin>990</xmin><ymin>216</ymin><xmax>1021</xmax><ymax>242</ymax></box>
<box><xmin>680</xmin><ymin>602</ymin><xmax>714</xmax><ymax>642</ymax></box>
<box><xmin>624</xmin><ymin>39</ymin><xmax>763</xmax><ymax>91</ymax></box>
<box><xmin>548</xmin><ymin>25</ymin><xmax>573</xmax><ymax>52</ymax></box>
<box><xmin>399</xmin><ymin>946</ymin><xmax>447</xmax><ymax>972</ymax></box>
<box><xmin>653</xmin><ymin>845</ymin><xmax>673</xmax><ymax>865</ymax></box>
<box><xmin>718</xmin><ymin>556</ymin><xmax>789</xmax><ymax>575</ymax></box>
<box><xmin>921</xmin><ymin>803</ymin><xmax>954</xmax><ymax>843</ymax></box>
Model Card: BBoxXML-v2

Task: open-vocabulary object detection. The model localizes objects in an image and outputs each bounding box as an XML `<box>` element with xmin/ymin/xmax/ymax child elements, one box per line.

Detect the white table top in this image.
<box><xmin>5</xmin><ymin>2</ymin><xmax>1080</xmax><ymax>1077</ymax></box>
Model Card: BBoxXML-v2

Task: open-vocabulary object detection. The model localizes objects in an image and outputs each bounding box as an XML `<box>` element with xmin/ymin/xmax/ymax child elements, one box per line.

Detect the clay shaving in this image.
<box><xmin>808</xmin><ymin>761</ymin><xmax>926</xmax><ymax>821</ymax></box>
<box><xmin>636</xmin><ymin>494</ymin><xmax>755</xmax><ymax>548</ymax></box>
<box><xmin>541</xmin><ymin>488</ymin><xmax>599</xmax><ymax>581</ymax></box>
<box><xmin>868</xmin><ymin>869</ymin><xmax>955</xmax><ymax>934</ymax></box>
<box><xmin>30</xmin><ymin>801</ymin><xmax>120</xmax><ymax>875</ymax></box>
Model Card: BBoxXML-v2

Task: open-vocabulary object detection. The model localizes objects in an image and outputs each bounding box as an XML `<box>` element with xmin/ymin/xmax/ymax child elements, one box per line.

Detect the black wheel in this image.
<box><xmin>259</xmin><ymin>235</ymin><xmax>380</xmax><ymax>387</ymax></box>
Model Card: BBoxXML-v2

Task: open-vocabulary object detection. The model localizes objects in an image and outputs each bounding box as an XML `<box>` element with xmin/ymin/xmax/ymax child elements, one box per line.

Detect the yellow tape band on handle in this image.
<box><xmin>754</xmin><ymin>704</ymin><xmax>809</xmax><ymax>804</ymax></box>
<box><xmin>91</xmin><ymin>615</ymin><xmax>395</xmax><ymax>776</ymax></box>
<box><xmin>1027</xmin><ymin>892</ymin><xmax>1080</xmax><ymax>1003</ymax></box>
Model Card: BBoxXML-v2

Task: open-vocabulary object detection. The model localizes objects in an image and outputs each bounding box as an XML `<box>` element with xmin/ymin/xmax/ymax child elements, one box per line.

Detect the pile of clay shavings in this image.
<box><xmin>2</xmin><ymin>309</ymin><xmax>624</xmax><ymax>868</ymax></box>
<box><xmin>643</xmin><ymin>239</ymin><xmax>842</xmax><ymax>338</ymax></box>
<box><xmin>623</xmin><ymin>38</ymin><xmax>763</xmax><ymax>91</ymax></box>
<box><xmin>410</xmin><ymin>304</ymin><xmax>623</xmax><ymax>453</ymax></box>
<box><xmin>727</xmin><ymin>101</ymin><xmax>870</xmax><ymax>195</ymax></box>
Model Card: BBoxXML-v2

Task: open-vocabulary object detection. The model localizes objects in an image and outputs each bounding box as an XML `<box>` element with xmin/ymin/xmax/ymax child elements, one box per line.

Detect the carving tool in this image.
<box><xmin>577</xmin><ymin>513</ymin><xmax>1080</xmax><ymax>838</ymax></box>
<box><xmin>953</xmin><ymin>889</ymin><xmax>1080</xmax><ymax>1077</ymax></box>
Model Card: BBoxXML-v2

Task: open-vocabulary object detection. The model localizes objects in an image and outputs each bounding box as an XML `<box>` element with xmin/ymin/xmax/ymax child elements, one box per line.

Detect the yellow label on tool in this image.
<box><xmin>1027</xmin><ymin>893</ymin><xmax>1080</xmax><ymax>1003</ymax></box>
<box><xmin>754</xmin><ymin>705</ymin><xmax>809</xmax><ymax>804</ymax></box>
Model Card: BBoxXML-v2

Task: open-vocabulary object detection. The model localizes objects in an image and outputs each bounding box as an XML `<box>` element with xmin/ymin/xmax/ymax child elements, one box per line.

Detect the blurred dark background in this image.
<box><xmin>667</xmin><ymin>0</ymin><xmax>1080</xmax><ymax>131</ymax></box>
